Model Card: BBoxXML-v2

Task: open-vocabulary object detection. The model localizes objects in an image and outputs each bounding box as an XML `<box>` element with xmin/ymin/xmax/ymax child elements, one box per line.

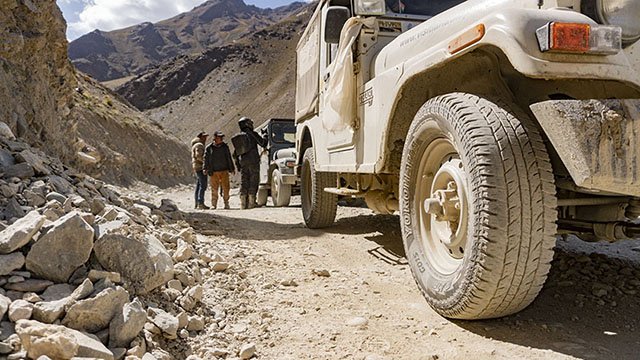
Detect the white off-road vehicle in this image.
<box><xmin>256</xmin><ymin>118</ymin><xmax>299</xmax><ymax>207</ymax></box>
<box><xmin>295</xmin><ymin>0</ymin><xmax>640</xmax><ymax>319</ymax></box>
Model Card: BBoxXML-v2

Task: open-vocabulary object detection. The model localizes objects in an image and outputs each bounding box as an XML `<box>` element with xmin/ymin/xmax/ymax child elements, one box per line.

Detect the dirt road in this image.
<box><xmin>155</xmin><ymin>186</ymin><xmax>640</xmax><ymax>360</ymax></box>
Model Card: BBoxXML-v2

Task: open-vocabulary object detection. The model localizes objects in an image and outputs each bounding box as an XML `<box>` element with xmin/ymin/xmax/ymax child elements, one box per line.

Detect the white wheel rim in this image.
<box><xmin>272</xmin><ymin>171</ymin><xmax>280</xmax><ymax>201</ymax></box>
<box><xmin>415</xmin><ymin>137</ymin><xmax>469</xmax><ymax>275</ymax></box>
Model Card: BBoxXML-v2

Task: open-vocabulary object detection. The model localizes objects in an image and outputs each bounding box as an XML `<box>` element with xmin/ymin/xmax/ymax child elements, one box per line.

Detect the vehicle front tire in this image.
<box><xmin>301</xmin><ymin>147</ymin><xmax>337</xmax><ymax>229</ymax></box>
<box><xmin>399</xmin><ymin>93</ymin><xmax>557</xmax><ymax>320</ymax></box>
<box><xmin>256</xmin><ymin>188</ymin><xmax>268</xmax><ymax>207</ymax></box>
<box><xmin>271</xmin><ymin>169</ymin><xmax>292</xmax><ymax>207</ymax></box>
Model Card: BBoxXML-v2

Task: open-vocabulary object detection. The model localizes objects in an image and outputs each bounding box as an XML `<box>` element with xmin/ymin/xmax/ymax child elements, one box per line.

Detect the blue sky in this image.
<box><xmin>57</xmin><ymin>0</ymin><xmax>301</xmax><ymax>41</ymax></box>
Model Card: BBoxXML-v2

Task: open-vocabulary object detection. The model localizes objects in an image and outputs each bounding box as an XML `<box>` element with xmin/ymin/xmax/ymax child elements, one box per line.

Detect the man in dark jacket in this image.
<box><xmin>232</xmin><ymin>117</ymin><xmax>267</xmax><ymax>209</ymax></box>
<box><xmin>204</xmin><ymin>131</ymin><xmax>235</xmax><ymax>209</ymax></box>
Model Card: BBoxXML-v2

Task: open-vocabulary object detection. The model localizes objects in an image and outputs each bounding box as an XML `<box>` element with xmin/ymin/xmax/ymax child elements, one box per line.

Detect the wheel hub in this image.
<box><xmin>424</xmin><ymin>181</ymin><xmax>461</xmax><ymax>226</ymax></box>
<box><xmin>427</xmin><ymin>158</ymin><xmax>467</xmax><ymax>259</ymax></box>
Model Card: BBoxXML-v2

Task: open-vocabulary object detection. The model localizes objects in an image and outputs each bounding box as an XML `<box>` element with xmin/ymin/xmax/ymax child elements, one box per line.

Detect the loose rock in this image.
<box><xmin>158</xmin><ymin>199</ymin><xmax>178</xmax><ymax>212</ymax></box>
<box><xmin>33</xmin><ymin>278</ymin><xmax>92</xmax><ymax>323</ymax></box>
<box><xmin>94</xmin><ymin>234</ymin><xmax>173</xmax><ymax>295</ymax></box>
<box><xmin>88</xmin><ymin>270</ymin><xmax>122</xmax><ymax>284</ymax></box>
<box><xmin>16</xmin><ymin>150</ymin><xmax>50</xmax><ymax>176</ymax></box>
<box><xmin>187</xmin><ymin>316</ymin><xmax>205</xmax><ymax>332</ymax></box>
<box><xmin>0</xmin><ymin>252</ymin><xmax>25</xmax><ymax>276</ymax></box>
<box><xmin>22</xmin><ymin>293</ymin><xmax>41</xmax><ymax>303</ymax></box>
<box><xmin>0</xmin><ymin>122</ymin><xmax>16</xmax><ymax>140</ymax></box>
<box><xmin>109</xmin><ymin>298</ymin><xmax>147</xmax><ymax>348</ymax></box>
<box><xmin>211</xmin><ymin>262</ymin><xmax>229</xmax><ymax>273</ymax></box>
<box><xmin>26</xmin><ymin>212</ymin><xmax>94</xmax><ymax>282</ymax></box>
<box><xmin>41</xmin><ymin>284</ymin><xmax>74</xmax><ymax>301</ymax></box>
<box><xmin>148</xmin><ymin>307</ymin><xmax>179</xmax><ymax>340</ymax></box>
<box><xmin>45</xmin><ymin>192</ymin><xmax>67</xmax><ymax>205</ymax></box>
<box><xmin>48</xmin><ymin>175</ymin><xmax>73</xmax><ymax>195</ymax></box>
<box><xmin>8</xmin><ymin>300</ymin><xmax>33</xmax><ymax>322</ymax></box>
<box><xmin>0</xmin><ymin>294</ymin><xmax>10</xmax><ymax>319</ymax></box>
<box><xmin>312</xmin><ymin>269</ymin><xmax>331</xmax><ymax>277</ymax></box>
<box><xmin>173</xmin><ymin>239</ymin><xmax>193</xmax><ymax>262</ymax></box>
<box><xmin>63</xmin><ymin>286</ymin><xmax>129</xmax><ymax>333</ymax></box>
<box><xmin>4</xmin><ymin>279</ymin><xmax>53</xmax><ymax>293</ymax></box>
<box><xmin>15</xmin><ymin>319</ymin><xmax>114</xmax><ymax>359</ymax></box>
<box><xmin>0</xmin><ymin>211</ymin><xmax>46</xmax><ymax>254</ymax></box>
<box><xmin>32</xmin><ymin>297</ymin><xmax>68</xmax><ymax>324</ymax></box>
<box><xmin>239</xmin><ymin>343</ymin><xmax>256</xmax><ymax>359</ymax></box>
<box><xmin>3</xmin><ymin>163</ymin><xmax>34</xmax><ymax>179</ymax></box>
<box><xmin>166</xmin><ymin>280</ymin><xmax>182</xmax><ymax>292</ymax></box>
<box><xmin>187</xmin><ymin>285</ymin><xmax>203</xmax><ymax>302</ymax></box>
<box><xmin>346</xmin><ymin>316</ymin><xmax>368</xmax><ymax>327</ymax></box>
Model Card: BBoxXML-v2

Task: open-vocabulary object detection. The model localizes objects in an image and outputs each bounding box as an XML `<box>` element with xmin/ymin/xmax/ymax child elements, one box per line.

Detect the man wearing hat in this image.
<box><xmin>204</xmin><ymin>131</ymin><xmax>235</xmax><ymax>209</ymax></box>
<box><xmin>192</xmin><ymin>131</ymin><xmax>210</xmax><ymax>209</ymax></box>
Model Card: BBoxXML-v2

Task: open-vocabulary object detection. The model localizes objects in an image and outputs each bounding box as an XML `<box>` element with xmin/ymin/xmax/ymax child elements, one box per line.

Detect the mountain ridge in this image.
<box><xmin>143</xmin><ymin>5</ymin><xmax>314</xmax><ymax>142</ymax></box>
<box><xmin>68</xmin><ymin>0</ymin><xmax>307</xmax><ymax>81</ymax></box>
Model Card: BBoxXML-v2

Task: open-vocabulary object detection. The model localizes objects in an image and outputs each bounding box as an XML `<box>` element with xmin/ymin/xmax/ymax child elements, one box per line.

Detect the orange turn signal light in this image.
<box><xmin>549</xmin><ymin>22</ymin><xmax>590</xmax><ymax>52</ymax></box>
<box><xmin>536</xmin><ymin>22</ymin><xmax>622</xmax><ymax>55</ymax></box>
<box><xmin>448</xmin><ymin>24</ymin><xmax>485</xmax><ymax>54</ymax></box>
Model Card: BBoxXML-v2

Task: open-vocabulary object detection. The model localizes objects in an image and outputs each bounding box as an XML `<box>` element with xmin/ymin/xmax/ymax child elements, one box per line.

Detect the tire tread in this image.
<box><xmin>301</xmin><ymin>148</ymin><xmax>338</xmax><ymax>229</ymax></box>
<box><xmin>400</xmin><ymin>93</ymin><xmax>557</xmax><ymax>319</ymax></box>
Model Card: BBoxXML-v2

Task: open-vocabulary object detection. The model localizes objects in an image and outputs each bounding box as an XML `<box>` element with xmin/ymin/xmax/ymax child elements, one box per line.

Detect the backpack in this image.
<box><xmin>231</xmin><ymin>132</ymin><xmax>252</xmax><ymax>156</ymax></box>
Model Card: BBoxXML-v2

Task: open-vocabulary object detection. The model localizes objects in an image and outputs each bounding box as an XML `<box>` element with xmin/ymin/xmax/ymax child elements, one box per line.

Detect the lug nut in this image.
<box><xmin>424</xmin><ymin>198</ymin><xmax>443</xmax><ymax>216</ymax></box>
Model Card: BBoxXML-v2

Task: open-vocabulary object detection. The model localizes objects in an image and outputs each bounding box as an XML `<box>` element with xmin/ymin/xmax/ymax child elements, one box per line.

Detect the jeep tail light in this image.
<box><xmin>285</xmin><ymin>160</ymin><xmax>296</xmax><ymax>168</ymax></box>
<box><xmin>536</xmin><ymin>22</ymin><xmax>622</xmax><ymax>55</ymax></box>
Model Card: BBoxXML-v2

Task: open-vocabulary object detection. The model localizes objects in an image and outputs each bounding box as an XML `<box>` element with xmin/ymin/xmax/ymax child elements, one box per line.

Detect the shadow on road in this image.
<box><xmin>181</xmin><ymin>210</ymin><xmax>325</xmax><ymax>241</ymax></box>
<box><xmin>184</xmin><ymin>208</ymin><xmax>409</xmax><ymax>264</ymax></box>
<box><xmin>327</xmin><ymin>213</ymin><xmax>408</xmax><ymax>265</ymax></box>
<box><xmin>455</xmin><ymin>238</ymin><xmax>640</xmax><ymax>360</ymax></box>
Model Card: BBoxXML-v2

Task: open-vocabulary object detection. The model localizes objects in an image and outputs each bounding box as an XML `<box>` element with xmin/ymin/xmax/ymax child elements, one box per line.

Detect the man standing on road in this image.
<box><xmin>191</xmin><ymin>131</ymin><xmax>210</xmax><ymax>209</ymax></box>
<box><xmin>204</xmin><ymin>131</ymin><xmax>235</xmax><ymax>210</ymax></box>
<box><xmin>232</xmin><ymin>117</ymin><xmax>267</xmax><ymax>209</ymax></box>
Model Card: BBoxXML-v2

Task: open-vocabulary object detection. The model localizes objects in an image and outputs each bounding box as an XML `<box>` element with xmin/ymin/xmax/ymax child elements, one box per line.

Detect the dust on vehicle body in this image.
<box><xmin>294</xmin><ymin>0</ymin><xmax>640</xmax><ymax>319</ymax></box>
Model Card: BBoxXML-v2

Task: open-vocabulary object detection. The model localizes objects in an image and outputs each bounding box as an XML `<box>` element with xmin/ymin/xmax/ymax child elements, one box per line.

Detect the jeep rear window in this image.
<box><xmin>385</xmin><ymin>0</ymin><xmax>466</xmax><ymax>16</ymax></box>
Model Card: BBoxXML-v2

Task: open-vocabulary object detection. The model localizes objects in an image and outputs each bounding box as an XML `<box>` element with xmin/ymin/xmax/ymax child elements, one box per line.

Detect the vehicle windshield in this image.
<box><xmin>271</xmin><ymin>122</ymin><xmax>296</xmax><ymax>144</ymax></box>
<box><xmin>385</xmin><ymin>0</ymin><xmax>466</xmax><ymax>16</ymax></box>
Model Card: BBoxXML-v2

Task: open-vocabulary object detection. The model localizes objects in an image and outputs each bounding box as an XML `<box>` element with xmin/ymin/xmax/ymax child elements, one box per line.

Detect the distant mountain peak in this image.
<box><xmin>68</xmin><ymin>0</ymin><xmax>305</xmax><ymax>81</ymax></box>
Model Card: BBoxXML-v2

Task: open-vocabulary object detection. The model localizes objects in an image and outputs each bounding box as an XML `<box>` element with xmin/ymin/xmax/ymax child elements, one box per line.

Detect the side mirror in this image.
<box><xmin>324</xmin><ymin>6</ymin><xmax>351</xmax><ymax>44</ymax></box>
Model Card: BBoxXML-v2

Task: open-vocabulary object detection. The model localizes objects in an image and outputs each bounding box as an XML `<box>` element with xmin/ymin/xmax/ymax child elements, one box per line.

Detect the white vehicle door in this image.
<box><xmin>318</xmin><ymin>6</ymin><xmax>363</xmax><ymax>156</ymax></box>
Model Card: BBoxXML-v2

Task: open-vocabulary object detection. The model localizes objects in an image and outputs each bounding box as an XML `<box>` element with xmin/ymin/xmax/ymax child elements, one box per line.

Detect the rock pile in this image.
<box><xmin>0</xmin><ymin>127</ymin><xmax>223</xmax><ymax>359</ymax></box>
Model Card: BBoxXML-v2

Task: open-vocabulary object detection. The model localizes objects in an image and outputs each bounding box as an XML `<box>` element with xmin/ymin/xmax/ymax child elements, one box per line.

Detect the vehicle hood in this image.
<box><xmin>275</xmin><ymin>148</ymin><xmax>296</xmax><ymax>160</ymax></box>
<box><xmin>374</xmin><ymin>0</ymin><xmax>547</xmax><ymax>75</ymax></box>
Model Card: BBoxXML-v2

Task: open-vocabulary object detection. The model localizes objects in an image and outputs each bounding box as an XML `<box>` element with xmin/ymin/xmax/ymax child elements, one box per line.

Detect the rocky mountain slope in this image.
<box><xmin>71</xmin><ymin>74</ymin><xmax>192</xmax><ymax>187</ymax></box>
<box><xmin>138</xmin><ymin>5</ymin><xmax>313</xmax><ymax>142</ymax></box>
<box><xmin>1</xmin><ymin>0</ymin><xmax>192</xmax><ymax>188</ymax></box>
<box><xmin>0</xmin><ymin>0</ymin><xmax>77</xmax><ymax>161</ymax></box>
<box><xmin>68</xmin><ymin>0</ymin><xmax>306</xmax><ymax>81</ymax></box>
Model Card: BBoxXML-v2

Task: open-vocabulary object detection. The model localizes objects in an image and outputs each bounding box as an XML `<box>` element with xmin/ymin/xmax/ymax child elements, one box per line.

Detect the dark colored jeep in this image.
<box><xmin>256</xmin><ymin>119</ymin><xmax>299</xmax><ymax>207</ymax></box>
